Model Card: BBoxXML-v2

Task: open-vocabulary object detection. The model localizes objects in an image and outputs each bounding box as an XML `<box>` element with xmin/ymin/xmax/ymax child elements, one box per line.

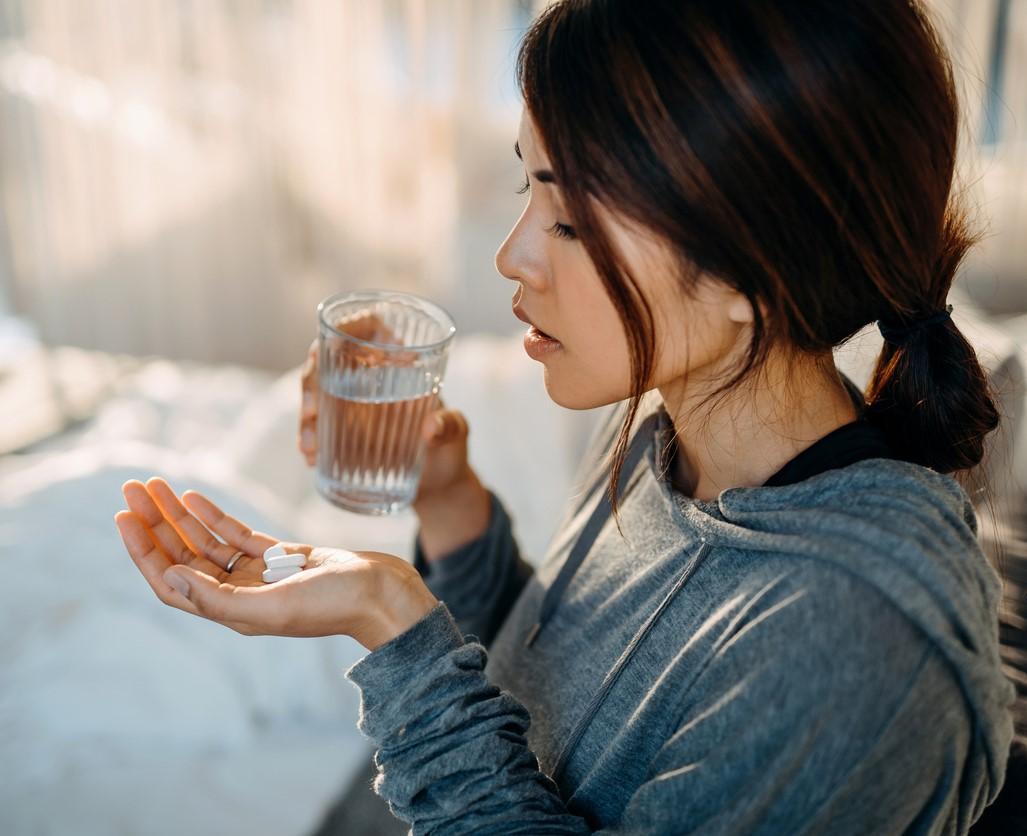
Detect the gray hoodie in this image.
<box><xmin>346</xmin><ymin>390</ymin><xmax>1016</xmax><ymax>834</ymax></box>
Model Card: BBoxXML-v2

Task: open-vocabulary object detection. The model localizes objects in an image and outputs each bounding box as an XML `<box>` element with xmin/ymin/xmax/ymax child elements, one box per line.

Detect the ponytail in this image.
<box><xmin>865</xmin><ymin>212</ymin><xmax>1001</xmax><ymax>477</ymax></box>
<box><xmin>865</xmin><ymin>310</ymin><xmax>1001</xmax><ymax>474</ymax></box>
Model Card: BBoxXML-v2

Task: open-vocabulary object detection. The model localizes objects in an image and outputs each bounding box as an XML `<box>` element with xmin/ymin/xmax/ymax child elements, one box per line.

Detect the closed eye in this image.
<box><xmin>515</xmin><ymin>173</ymin><xmax>575</xmax><ymax>240</ymax></box>
<box><xmin>546</xmin><ymin>221</ymin><xmax>577</xmax><ymax>240</ymax></box>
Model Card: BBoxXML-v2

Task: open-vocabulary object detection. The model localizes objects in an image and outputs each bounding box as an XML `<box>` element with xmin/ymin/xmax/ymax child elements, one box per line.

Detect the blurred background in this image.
<box><xmin>0</xmin><ymin>1</ymin><xmax>1025</xmax><ymax>835</ymax></box>
<box><xmin>0</xmin><ymin>0</ymin><xmax>540</xmax><ymax>370</ymax></box>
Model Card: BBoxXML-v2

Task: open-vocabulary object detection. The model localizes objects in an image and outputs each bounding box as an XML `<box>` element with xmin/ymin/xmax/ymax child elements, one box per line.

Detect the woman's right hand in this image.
<box><xmin>298</xmin><ymin>329</ymin><xmax>478</xmax><ymax>508</ymax></box>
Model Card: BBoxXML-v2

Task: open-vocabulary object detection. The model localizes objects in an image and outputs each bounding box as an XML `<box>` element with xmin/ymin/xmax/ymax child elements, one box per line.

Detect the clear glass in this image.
<box><xmin>315</xmin><ymin>289</ymin><xmax>456</xmax><ymax>515</ymax></box>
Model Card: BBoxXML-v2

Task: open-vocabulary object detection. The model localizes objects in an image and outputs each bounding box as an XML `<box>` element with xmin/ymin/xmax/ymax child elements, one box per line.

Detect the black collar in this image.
<box><xmin>762</xmin><ymin>417</ymin><xmax>898</xmax><ymax>487</ymax></box>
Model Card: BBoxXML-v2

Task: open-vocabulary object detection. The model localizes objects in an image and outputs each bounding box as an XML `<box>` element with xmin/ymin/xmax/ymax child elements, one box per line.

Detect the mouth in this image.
<box><xmin>512</xmin><ymin>304</ymin><xmax>557</xmax><ymax>340</ymax></box>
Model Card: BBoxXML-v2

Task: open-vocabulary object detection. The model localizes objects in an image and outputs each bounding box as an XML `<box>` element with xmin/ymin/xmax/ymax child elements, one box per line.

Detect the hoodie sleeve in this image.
<box><xmin>345</xmin><ymin>570</ymin><xmax>991</xmax><ymax>835</ymax></box>
<box><xmin>411</xmin><ymin>489</ymin><xmax>534</xmax><ymax>645</ymax></box>
<box><xmin>346</xmin><ymin>602</ymin><xmax>591</xmax><ymax>834</ymax></box>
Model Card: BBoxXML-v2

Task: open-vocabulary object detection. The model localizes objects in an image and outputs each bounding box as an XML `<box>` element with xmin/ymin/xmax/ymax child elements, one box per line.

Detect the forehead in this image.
<box><xmin>517</xmin><ymin>108</ymin><xmax>548</xmax><ymax>161</ymax></box>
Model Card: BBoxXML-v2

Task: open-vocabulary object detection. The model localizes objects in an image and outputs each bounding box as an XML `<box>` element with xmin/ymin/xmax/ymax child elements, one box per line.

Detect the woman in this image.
<box><xmin>115</xmin><ymin>0</ymin><xmax>1017</xmax><ymax>832</ymax></box>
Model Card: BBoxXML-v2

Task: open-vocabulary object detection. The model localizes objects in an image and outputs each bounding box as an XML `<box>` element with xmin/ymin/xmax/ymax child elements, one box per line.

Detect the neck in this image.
<box><xmin>656</xmin><ymin>350</ymin><xmax>859</xmax><ymax>502</ymax></box>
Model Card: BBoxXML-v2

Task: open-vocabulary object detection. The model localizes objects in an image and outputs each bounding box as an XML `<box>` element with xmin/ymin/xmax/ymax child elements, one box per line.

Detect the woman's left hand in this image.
<box><xmin>114</xmin><ymin>477</ymin><xmax>439</xmax><ymax>651</ymax></box>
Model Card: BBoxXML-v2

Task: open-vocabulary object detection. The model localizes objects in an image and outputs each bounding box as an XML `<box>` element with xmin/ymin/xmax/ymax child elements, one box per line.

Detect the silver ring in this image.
<box><xmin>226</xmin><ymin>550</ymin><xmax>246</xmax><ymax>573</ymax></box>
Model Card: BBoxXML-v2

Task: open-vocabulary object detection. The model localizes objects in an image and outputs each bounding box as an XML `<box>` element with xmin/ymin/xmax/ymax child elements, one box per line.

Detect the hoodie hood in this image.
<box><xmin>647</xmin><ymin>403</ymin><xmax>1016</xmax><ymax>800</ymax></box>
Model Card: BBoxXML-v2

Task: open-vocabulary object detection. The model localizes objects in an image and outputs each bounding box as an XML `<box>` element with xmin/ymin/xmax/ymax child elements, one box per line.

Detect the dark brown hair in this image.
<box><xmin>515</xmin><ymin>0</ymin><xmax>1003</xmax><ymax>529</ymax></box>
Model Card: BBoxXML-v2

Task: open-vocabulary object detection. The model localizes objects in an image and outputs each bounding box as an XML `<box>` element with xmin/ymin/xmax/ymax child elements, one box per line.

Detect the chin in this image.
<box><xmin>541</xmin><ymin>368</ymin><xmax>627</xmax><ymax>411</ymax></box>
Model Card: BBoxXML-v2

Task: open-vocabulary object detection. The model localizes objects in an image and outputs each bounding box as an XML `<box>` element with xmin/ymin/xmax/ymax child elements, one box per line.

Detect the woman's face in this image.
<box><xmin>495</xmin><ymin>108</ymin><xmax>754</xmax><ymax>411</ymax></box>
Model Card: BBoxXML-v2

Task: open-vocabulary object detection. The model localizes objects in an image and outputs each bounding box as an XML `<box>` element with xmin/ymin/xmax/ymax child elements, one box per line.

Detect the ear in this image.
<box><xmin>725</xmin><ymin>289</ymin><xmax>758</xmax><ymax>326</ymax></box>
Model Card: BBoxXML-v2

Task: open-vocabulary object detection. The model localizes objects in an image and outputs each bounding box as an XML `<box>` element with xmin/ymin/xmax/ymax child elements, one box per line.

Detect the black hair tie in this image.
<box><xmin>877</xmin><ymin>303</ymin><xmax>953</xmax><ymax>346</ymax></box>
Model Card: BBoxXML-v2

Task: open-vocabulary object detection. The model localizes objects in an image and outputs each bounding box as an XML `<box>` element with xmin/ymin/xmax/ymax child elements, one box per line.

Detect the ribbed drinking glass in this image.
<box><xmin>315</xmin><ymin>289</ymin><xmax>456</xmax><ymax>515</ymax></box>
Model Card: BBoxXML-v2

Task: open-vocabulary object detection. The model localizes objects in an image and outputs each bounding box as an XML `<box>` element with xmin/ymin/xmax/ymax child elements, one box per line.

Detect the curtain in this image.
<box><xmin>0</xmin><ymin>0</ymin><xmax>545</xmax><ymax>369</ymax></box>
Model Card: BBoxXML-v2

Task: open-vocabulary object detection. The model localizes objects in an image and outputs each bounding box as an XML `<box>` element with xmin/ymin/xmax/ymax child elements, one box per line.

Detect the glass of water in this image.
<box><xmin>315</xmin><ymin>289</ymin><xmax>456</xmax><ymax>515</ymax></box>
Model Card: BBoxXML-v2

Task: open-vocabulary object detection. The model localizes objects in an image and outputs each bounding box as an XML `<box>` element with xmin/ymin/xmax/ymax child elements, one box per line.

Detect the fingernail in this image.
<box><xmin>302</xmin><ymin>427</ymin><xmax>316</xmax><ymax>448</ymax></box>
<box><xmin>434</xmin><ymin>415</ymin><xmax>444</xmax><ymax>435</ymax></box>
<box><xmin>165</xmin><ymin>570</ymin><xmax>190</xmax><ymax>599</ymax></box>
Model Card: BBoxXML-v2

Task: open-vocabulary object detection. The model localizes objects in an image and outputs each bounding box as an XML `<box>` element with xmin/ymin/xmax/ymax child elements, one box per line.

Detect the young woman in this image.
<box><xmin>115</xmin><ymin>0</ymin><xmax>1017</xmax><ymax>832</ymax></box>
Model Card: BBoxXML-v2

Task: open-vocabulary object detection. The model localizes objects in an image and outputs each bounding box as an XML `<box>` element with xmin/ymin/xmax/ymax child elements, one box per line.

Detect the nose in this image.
<box><xmin>494</xmin><ymin>228</ymin><xmax>518</xmax><ymax>283</ymax></box>
<box><xmin>494</xmin><ymin>209</ymin><xmax>545</xmax><ymax>289</ymax></box>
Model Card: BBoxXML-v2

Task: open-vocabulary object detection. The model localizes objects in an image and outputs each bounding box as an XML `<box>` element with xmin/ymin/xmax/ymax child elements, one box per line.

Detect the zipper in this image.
<box><xmin>550</xmin><ymin>539</ymin><xmax>714</xmax><ymax>783</ymax></box>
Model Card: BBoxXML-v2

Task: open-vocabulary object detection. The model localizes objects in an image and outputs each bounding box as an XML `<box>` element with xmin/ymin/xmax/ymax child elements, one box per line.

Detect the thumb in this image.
<box><xmin>163</xmin><ymin>566</ymin><xmax>224</xmax><ymax>612</ymax></box>
<box><xmin>162</xmin><ymin>565</ymin><xmax>268</xmax><ymax>628</ymax></box>
<box><xmin>424</xmin><ymin>409</ymin><xmax>469</xmax><ymax>444</ymax></box>
<box><xmin>164</xmin><ymin>567</ymin><xmax>192</xmax><ymax>600</ymax></box>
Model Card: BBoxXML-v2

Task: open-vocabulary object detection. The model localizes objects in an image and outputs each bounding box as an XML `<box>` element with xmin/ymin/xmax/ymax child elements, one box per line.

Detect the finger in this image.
<box><xmin>115</xmin><ymin>510</ymin><xmax>202</xmax><ymax>617</ymax></box>
<box><xmin>300</xmin><ymin>341</ymin><xmax>319</xmax><ymax>462</ymax></box>
<box><xmin>122</xmin><ymin>480</ymin><xmax>225</xmax><ymax>577</ymax></box>
<box><xmin>301</xmin><ymin>340</ymin><xmax>318</xmax><ymax>418</ymax></box>
<box><xmin>145</xmin><ymin>477</ymin><xmax>248</xmax><ymax>571</ymax></box>
<box><xmin>303</xmin><ymin>337</ymin><xmax>317</xmax><ymax>371</ymax></box>
<box><xmin>428</xmin><ymin>392</ymin><xmax>446</xmax><ymax>419</ymax></box>
<box><xmin>422</xmin><ymin>410</ymin><xmax>443</xmax><ymax>442</ymax></box>
<box><xmin>301</xmin><ymin>388</ymin><xmax>317</xmax><ymax>420</ymax></box>
<box><xmin>426</xmin><ymin>409</ymin><xmax>468</xmax><ymax>444</ymax></box>
<box><xmin>420</xmin><ymin>394</ymin><xmax>446</xmax><ymax>441</ymax></box>
<box><xmin>163</xmin><ymin>564</ymin><xmax>289</xmax><ymax>635</ymax></box>
<box><xmin>180</xmin><ymin>490</ymin><xmax>310</xmax><ymax>558</ymax></box>
<box><xmin>333</xmin><ymin>311</ymin><xmax>398</xmax><ymax>344</ymax></box>
<box><xmin>299</xmin><ymin>415</ymin><xmax>317</xmax><ymax>461</ymax></box>
<box><xmin>331</xmin><ymin>312</ymin><xmax>422</xmax><ymax>367</ymax></box>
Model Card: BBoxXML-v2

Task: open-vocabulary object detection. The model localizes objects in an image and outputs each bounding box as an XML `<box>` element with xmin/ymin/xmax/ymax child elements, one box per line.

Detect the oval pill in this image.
<box><xmin>264</xmin><ymin>542</ymin><xmax>289</xmax><ymax>562</ymax></box>
<box><xmin>265</xmin><ymin>553</ymin><xmax>306</xmax><ymax>570</ymax></box>
<box><xmin>263</xmin><ymin>544</ymin><xmax>288</xmax><ymax>562</ymax></box>
<box><xmin>262</xmin><ymin>565</ymin><xmax>303</xmax><ymax>583</ymax></box>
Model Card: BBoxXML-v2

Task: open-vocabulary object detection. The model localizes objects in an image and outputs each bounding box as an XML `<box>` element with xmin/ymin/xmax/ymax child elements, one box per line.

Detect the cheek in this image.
<box><xmin>649</xmin><ymin>304</ymin><xmax>735</xmax><ymax>385</ymax></box>
<box><xmin>540</xmin><ymin>303</ymin><xmax>636</xmax><ymax>409</ymax></box>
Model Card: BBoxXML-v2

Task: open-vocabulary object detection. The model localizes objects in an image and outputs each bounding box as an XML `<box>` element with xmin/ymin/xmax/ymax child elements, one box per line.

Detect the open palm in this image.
<box><xmin>114</xmin><ymin>477</ymin><xmax>436</xmax><ymax>647</ymax></box>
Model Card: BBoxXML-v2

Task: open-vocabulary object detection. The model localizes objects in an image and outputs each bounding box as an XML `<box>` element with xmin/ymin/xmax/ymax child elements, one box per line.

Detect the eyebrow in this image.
<box><xmin>514</xmin><ymin>140</ymin><xmax>557</xmax><ymax>185</ymax></box>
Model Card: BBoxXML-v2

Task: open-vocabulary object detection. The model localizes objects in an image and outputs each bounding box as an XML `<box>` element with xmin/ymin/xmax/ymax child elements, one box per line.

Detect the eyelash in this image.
<box><xmin>546</xmin><ymin>221</ymin><xmax>577</xmax><ymax>240</ymax></box>
<box><xmin>516</xmin><ymin>175</ymin><xmax>577</xmax><ymax>240</ymax></box>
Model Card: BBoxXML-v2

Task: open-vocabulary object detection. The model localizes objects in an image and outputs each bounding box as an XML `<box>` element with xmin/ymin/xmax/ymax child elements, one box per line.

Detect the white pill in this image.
<box><xmin>263</xmin><ymin>544</ymin><xmax>288</xmax><ymax>562</ymax></box>
<box><xmin>265</xmin><ymin>553</ymin><xmax>306</xmax><ymax>570</ymax></box>
<box><xmin>262</xmin><ymin>565</ymin><xmax>303</xmax><ymax>583</ymax></box>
